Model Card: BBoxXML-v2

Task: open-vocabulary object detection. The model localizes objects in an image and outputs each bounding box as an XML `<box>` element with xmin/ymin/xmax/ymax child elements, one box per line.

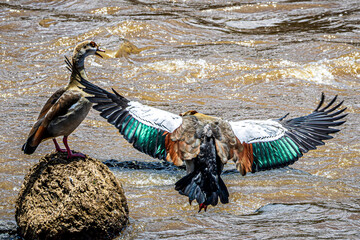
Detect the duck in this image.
<box><xmin>72</xmin><ymin>69</ymin><xmax>347</xmax><ymax>211</ymax></box>
<box><xmin>22</xmin><ymin>40</ymin><xmax>104</xmax><ymax>159</ymax></box>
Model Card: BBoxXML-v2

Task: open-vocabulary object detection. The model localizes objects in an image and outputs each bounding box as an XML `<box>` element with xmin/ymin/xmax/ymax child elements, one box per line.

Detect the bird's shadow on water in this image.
<box><xmin>102</xmin><ymin>159</ymin><xmax>312</xmax><ymax>177</ymax></box>
<box><xmin>102</xmin><ymin>159</ymin><xmax>186</xmax><ymax>172</ymax></box>
<box><xmin>103</xmin><ymin>159</ymin><xmax>240</xmax><ymax>174</ymax></box>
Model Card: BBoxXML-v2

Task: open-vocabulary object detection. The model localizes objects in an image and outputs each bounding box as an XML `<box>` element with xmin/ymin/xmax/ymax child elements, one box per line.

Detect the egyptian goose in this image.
<box><xmin>22</xmin><ymin>41</ymin><xmax>104</xmax><ymax>158</ymax></box>
<box><xmin>73</xmin><ymin>69</ymin><xmax>346</xmax><ymax>211</ymax></box>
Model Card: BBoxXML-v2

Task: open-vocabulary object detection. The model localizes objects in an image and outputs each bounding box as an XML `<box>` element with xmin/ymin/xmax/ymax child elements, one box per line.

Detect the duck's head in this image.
<box><xmin>72</xmin><ymin>40</ymin><xmax>105</xmax><ymax>66</ymax></box>
<box><xmin>180</xmin><ymin>110</ymin><xmax>218</xmax><ymax>121</ymax></box>
<box><xmin>180</xmin><ymin>110</ymin><xmax>198</xmax><ymax>116</ymax></box>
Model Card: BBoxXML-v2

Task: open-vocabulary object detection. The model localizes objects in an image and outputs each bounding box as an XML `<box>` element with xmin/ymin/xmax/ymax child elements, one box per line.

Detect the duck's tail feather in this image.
<box><xmin>22</xmin><ymin>137</ymin><xmax>38</xmax><ymax>154</ymax></box>
<box><xmin>22</xmin><ymin>123</ymin><xmax>45</xmax><ymax>155</ymax></box>
<box><xmin>175</xmin><ymin>136</ymin><xmax>229</xmax><ymax>211</ymax></box>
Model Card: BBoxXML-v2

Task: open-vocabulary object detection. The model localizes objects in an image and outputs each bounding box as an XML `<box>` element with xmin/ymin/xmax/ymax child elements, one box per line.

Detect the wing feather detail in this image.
<box><xmin>126</xmin><ymin>101</ymin><xmax>183</xmax><ymax>133</ymax></box>
<box><xmin>71</xmin><ymin>63</ymin><xmax>182</xmax><ymax>161</ymax></box>
<box><xmin>231</xmin><ymin>93</ymin><xmax>346</xmax><ymax>173</ymax></box>
<box><xmin>229</xmin><ymin>119</ymin><xmax>286</xmax><ymax>144</ymax></box>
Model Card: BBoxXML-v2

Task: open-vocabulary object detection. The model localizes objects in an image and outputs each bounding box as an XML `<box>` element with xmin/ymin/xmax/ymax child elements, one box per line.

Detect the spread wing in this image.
<box><xmin>230</xmin><ymin>93</ymin><xmax>347</xmax><ymax>174</ymax></box>
<box><xmin>74</xmin><ymin>71</ymin><xmax>183</xmax><ymax>161</ymax></box>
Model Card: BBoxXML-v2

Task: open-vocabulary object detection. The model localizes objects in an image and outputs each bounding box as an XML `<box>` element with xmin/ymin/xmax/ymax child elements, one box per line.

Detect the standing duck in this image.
<box><xmin>73</xmin><ymin>70</ymin><xmax>346</xmax><ymax>211</ymax></box>
<box><xmin>22</xmin><ymin>40</ymin><xmax>104</xmax><ymax>158</ymax></box>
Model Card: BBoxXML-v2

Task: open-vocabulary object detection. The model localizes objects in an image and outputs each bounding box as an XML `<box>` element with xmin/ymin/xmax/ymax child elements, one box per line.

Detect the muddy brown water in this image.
<box><xmin>1</xmin><ymin>0</ymin><xmax>360</xmax><ymax>239</ymax></box>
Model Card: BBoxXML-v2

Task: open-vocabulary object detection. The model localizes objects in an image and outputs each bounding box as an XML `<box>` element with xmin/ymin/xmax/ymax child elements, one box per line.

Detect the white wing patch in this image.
<box><xmin>126</xmin><ymin>101</ymin><xmax>183</xmax><ymax>133</ymax></box>
<box><xmin>229</xmin><ymin>119</ymin><xmax>286</xmax><ymax>143</ymax></box>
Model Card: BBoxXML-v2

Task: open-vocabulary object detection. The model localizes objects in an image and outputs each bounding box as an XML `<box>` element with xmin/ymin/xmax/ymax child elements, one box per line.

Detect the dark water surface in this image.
<box><xmin>0</xmin><ymin>0</ymin><xmax>359</xmax><ymax>239</ymax></box>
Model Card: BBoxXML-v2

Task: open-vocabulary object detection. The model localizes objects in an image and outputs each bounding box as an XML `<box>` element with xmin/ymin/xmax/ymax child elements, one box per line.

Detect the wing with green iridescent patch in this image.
<box><xmin>74</xmin><ymin>70</ymin><xmax>183</xmax><ymax>161</ymax></box>
<box><xmin>230</xmin><ymin>93</ymin><xmax>347</xmax><ymax>173</ymax></box>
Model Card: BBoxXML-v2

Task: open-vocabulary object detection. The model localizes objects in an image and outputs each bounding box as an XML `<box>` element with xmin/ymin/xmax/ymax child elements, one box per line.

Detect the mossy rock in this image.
<box><xmin>16</xmin><ymin>152</ymin><xmax>129</xmax><ymax>240</ymax></box>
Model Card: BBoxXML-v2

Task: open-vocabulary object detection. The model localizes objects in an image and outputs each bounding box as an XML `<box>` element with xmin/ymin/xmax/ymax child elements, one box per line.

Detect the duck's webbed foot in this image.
<box><xmin>198</xmin><ymin>203</ymin><xmax>208</xmax><ymax>212</ymax></box>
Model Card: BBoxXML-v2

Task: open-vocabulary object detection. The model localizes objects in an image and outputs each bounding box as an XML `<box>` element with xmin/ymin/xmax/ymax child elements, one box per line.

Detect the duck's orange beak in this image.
<box><xmin>95</xmin><ymin>46</ymin><xmax>105</xmax><ymax>58</ymax></box>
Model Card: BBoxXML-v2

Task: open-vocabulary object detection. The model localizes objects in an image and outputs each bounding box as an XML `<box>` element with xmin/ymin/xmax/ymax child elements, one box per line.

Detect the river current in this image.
<box><xmin>0</xmin><ymin>0</ymin><xmax>359</xmax><ymax>239</ymax></box>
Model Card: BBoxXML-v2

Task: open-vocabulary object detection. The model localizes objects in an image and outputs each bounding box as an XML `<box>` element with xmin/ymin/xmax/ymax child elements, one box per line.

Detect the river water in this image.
<box><xmin>1</xmin><ymin>0</ymin><xmax>360</xmax><ymax>239</ymax></box>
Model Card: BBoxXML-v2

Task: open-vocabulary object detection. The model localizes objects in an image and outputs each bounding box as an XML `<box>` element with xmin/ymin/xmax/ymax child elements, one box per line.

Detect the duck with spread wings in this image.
<box><xmin>70</xmin><ymin>64</ymin><xmax>346</xmax><ymax>211</ymax></box>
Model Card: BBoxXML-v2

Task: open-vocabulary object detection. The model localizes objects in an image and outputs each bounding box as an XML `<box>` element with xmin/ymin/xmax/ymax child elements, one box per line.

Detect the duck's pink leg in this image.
<box><xmin>198</xmin><ymin>203</ymin><xmax>208</xmax><ymax>213</ymax></box>
<box><xmin>53</xmin><ymin>138</ymin><xmax>67</xmax><ymax>153</ymax></box>
<box><xmin>63</xmin><ymin>136</ymin><xmax>85</xmax><ymax>159</ymax></box>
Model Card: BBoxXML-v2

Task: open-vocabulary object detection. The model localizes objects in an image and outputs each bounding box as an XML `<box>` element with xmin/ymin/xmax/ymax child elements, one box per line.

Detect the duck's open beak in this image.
<box><xmin>95</xmin><ymin>47</ymin><xmax>105</xmax><ymax>58</ymax></box>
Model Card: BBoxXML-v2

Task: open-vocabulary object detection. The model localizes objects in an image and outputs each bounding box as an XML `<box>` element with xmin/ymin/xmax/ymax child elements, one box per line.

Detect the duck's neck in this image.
<box><xmin>68</xmin><ymin>54</ymin><xmax>88</xmax><ymax>88</ymax></box>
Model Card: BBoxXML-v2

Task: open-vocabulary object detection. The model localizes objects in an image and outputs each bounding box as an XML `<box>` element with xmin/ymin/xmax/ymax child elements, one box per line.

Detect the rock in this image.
<box><xmin>15</xmin><ymin>152</ymin><xmax>129</xmax><ymax>240</ymax></box>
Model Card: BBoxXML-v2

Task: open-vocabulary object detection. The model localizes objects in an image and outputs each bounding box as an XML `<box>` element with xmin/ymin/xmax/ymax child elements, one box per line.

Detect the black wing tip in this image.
<box><xmin>315</xmin><ymin>93</ymin><xmax>345</xmax><ymax>113</ymax></box>
<box><xmin>278</xmin><ymin>113</ymin><xmax>290</xmax><ymax>121</ymax></box>
<box><xmin>333</xmin><ymin>120</ymin><xmax>347</xmax><ymax>127</ymax></box>
<box><xmin>314</xmin><ymin>92</ymin><xmax>326</xmax><ymax>111</ymax></box>
<box><xmin>111</xmin><ymin>88</ymin><xmax>121</xmax><ymax>97</ymax></box>
<box><xmin>313</xmin><ymin>93</ymin><xmax>347</xmax><ymax>125</ymax></box>
<box><xmin>282</xmin><ymin>93</ymin><xmax>347</xmax><ymax>155</ymax></box>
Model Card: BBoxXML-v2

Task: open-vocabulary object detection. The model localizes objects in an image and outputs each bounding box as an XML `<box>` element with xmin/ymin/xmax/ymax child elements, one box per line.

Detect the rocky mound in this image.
<box><xmin>15</xmin><ymin>152</ymin><xmax>129</xmax><ymax>240</ymax></box>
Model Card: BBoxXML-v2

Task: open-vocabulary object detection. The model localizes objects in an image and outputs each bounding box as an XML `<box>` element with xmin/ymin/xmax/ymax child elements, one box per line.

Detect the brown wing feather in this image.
<box><xmin>36</xmin><ymin>87</ymin><xmax>66</xmax><ymax>120</ymax></box>
<box><xmin>209</xmin><ymin>120</ymin><xmax>253</xmax><ymax>175</ymax></box>
<box><xmin>165</xmin><ymin>135</ymin><xmax>183</xmax><ymax>166</ymax></box>
<box><xmin>25</xmin><ymin>88</ymin><xmax>66</xmax><ymax>140</ymax></box>
<box><xmin>235</xmin><ymin>142</ymin><xmax>253</xmax><ymax>176</ymax></box>
<box><xmin>42</xmin><ymin>90</ymin><xmax>82</xmax><ymax>126</ymax></box>
<box><xmin>25</xmin><ymin>90</ymin><xmax>82</xmax><ymax>147</ymax></box>
<box><xmin>213</xmin><ymin>119</ymin><xmax>238</xmax><ymax>164</ymax></box>
<box><xmin>31</xmin><ymin>125</ymin><xmax>46</xmax><ymax>146</ymax></box>
<box><xmin>165</xmin><ymin>116</ymin><xmax>201</xmax><ymax>166</ymax></box>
